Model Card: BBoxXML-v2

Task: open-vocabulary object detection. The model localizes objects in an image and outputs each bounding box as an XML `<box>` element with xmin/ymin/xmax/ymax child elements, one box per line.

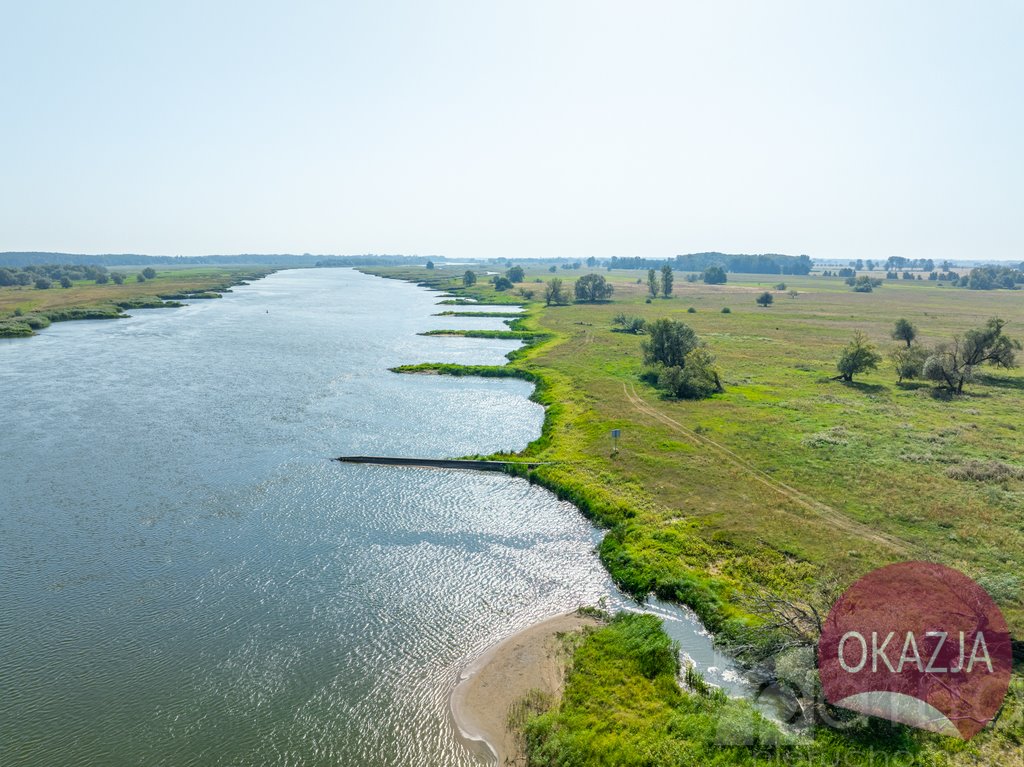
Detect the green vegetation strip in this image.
<box><xmin>418</xmin><ymin>329</ymin><xmax>544</xmax><ymax>340</ymax></box>
<box><xmin>432</xmin><ymin>310</ymin><xmax>526</xmax><ymax>317</ymax></box>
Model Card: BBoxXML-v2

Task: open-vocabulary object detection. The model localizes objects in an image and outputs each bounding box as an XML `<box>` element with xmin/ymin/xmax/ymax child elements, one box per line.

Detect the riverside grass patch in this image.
<box><xmin>0</xmin><ymin>266</ymin><xmax>271</xmax><ymax>337</ymax></box>
<box><xmin>367</xmin><ymin>265</ymin><xmax>1024</xmax><ymax>765</ymax></box>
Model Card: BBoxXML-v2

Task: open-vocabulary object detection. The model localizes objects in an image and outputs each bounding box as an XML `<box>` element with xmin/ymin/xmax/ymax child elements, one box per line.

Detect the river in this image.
<box><xmin>0</xmin><ymin>268</ymin><xmax>752</xmax><ymax>766</ymax></box>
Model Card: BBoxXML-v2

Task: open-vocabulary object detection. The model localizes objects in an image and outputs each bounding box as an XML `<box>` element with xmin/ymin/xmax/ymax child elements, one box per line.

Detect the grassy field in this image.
<box><xmin>0</xmin><ymin>266</ymin><xmax>272</xmax><ymax>336</ymax></box>
<box><xmin>364</xmin><ymin>263</ymin><xmax>1024</xmax><ymax>764</ymax></box>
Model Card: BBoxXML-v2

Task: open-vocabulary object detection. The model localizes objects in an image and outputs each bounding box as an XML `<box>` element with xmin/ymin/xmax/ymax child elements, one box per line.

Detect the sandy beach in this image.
<box><xmin>450</xmin><ymin>612</ymin><xmax>600</xmax><ymax>765</ymax></box>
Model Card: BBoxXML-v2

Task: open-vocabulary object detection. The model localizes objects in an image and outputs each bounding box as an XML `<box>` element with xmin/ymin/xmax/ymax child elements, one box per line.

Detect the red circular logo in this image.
<box><xmin>819</xmin><ymin>561</ymin><xmax>1012</xmax><ymax>739</ymax></box>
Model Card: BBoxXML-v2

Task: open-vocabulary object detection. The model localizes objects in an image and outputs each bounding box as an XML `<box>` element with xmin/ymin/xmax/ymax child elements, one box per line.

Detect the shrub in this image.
<box><xmin>721</xmin><ymin>307</ymin><xmax>731</xmax><ymax>313</ymax></box>
<box><xmin>656</xmin><ymin>348</ymin><xmax>723</xmax><ymax>399</ymax></box>
<box><xmin>612</xmin><ymin>313</ymin><xmax>646</xmax><ymax>334</ymax></box>
<box><xmin>946</xmin><ymin>460</ymin><xmax>1024</xmax><ymax>482</ymax></box>
<box><xmin>687</xmin><ymin>306</ymin><xmax>696</xmax><ymax>313</ymax></box>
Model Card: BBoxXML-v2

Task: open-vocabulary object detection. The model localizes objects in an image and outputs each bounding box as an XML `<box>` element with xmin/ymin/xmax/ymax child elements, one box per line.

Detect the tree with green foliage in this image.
<box><xmin>660</xmin><ymin>264</ymin><xmax>673</xmax><ymax>297</ymax></box>
<box><xmin>755</xmin><ymin>291</ymin><xmax>773</xmax><ymax>307</ymax></box>
<box><xmin>59</xmin><ymin>276</ymin><xmax>72</xmax><ymax>288</ymax></box>
<box><xmin>463</xmin><ymin>270</ymin><xmax>476</xmax><ymax>286</ymax></box>
<box><xmin>141</xmin><ymin>267</ymin><xmax>157</xmax><ymax>279</ymax></box>
<box><xmin>657</xmin><ymin>347</ymin><xmax>724</xmax><ymax>399</ymax></box>
<box><xmin>506</xmin><ymin>265</ymin><xmax>525</xmax><ymax>282</ymax></box>
<box><xmin>835</xmin><ymin>331</ymin><xmax>881</xmax><ymax>382</ymax></box>
<box><xmin>111</xmin><ymin>273</ymin><xmax>125</xmax><ymax>285</ymax></box>
<box><xmin>702</xmin><ymin>265</ymin><xmax>727</xmax><ymax>284</ymax></box>
<box><xmin>548</xmin><ymin>265</ymin><xmax>557</xmax><ymax>273</ymax></box>
<box><xmin>647</xmin><ymin>268</ymin><xmax>658</xmax><ymax>297</ymax></box>
<box><xmin>891</xmin><ymin>318</ymin><xmax>917</xmax><ymax>347</ymax></box>
<box><xmin>95</xmin><ymin>274</ymin><xmax>110</xmax><ymax>285</ymax></box>
<box><xmin>136</xmin><ymin>274</ymin><xmax>146</xmax><ymax>283</ymax></box>
<box><xmin>642</xmin><ymin>318</ymin><xmax>699</xmax><ymax>368</ymax></box>
<box><xmin>425</xmin><ymin>260</ymin><xmax>435</xmax><ymax>270</ymax></box>
<box><xmin>544</xmin><ymin>278</ymin><xmax>567</xmax><ymax>306</ymax></box>
<box><xmin>890</xmin><ymin>344</ymin><xmax>929</xmax><ymax>383</ymax></box>
<box><xmin>922</xmin><ymin>317</ymin><xmax>1020</xmax><ymax>393</ymax></box>
<box><xmin>848</xmin><ymin>275</ymin><xmax>883</xmax><ymax>292</ymax></box>
<box><xmin>34</xmin><ymin>277</ymin><xmax>52</xmax><ymax>289</ymax></box>
<box><xmin>574</xmin><ymin>273</ymin><xmax>613</xmax><ymax>303</ymax></box>
<box><xmin>492</xmin><ymin>275</ymin><xmax>513</xmax><ymax>291</ymax></box>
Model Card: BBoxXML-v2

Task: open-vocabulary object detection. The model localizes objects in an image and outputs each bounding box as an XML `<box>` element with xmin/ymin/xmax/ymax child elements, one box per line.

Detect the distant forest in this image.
<box><xmin>0</xmin><ymin>252</ymin><xmax>438</xmax><ymax>268</ymax></box>
<box><xmin>607</xmin><ymin>252</ymin><xmax>814</xmax><ymax>275</ymax></box>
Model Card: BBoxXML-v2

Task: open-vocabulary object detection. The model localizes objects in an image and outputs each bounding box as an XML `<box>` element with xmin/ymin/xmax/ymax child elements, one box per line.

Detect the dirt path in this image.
<box><xmin>622</xmin><ymin>382</ymin><xmax>910</xmax><ymax>556</ymax></box>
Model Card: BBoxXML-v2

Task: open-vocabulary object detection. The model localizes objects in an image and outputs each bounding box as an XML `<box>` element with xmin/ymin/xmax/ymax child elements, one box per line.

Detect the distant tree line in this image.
<box><xmin>0</xmin><ymin>252</ymin><xmax>439</xmax><ymax>268</ymax></box>
<box><xmin>0</xmin><ymin>263</ymin><xmax>157</xmax><ymax>289</ymax></box>
<box><xmin>956</xmin><ymin>265</ymin><xmax>1024</xmax><ymax>290</ymax></box>
<box><xmin>1</xmin><ymin>263</ymin><xmax>108</xmax><ymax>288</ymax></box>
<box><xmin>608</xmin><ymin>252</ymin><xmax>812</xmax><ymax>275</ymax></box>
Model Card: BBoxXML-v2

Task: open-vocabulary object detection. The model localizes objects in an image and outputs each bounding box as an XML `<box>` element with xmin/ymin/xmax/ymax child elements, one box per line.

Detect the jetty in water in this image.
<box><xmin>334</xmin><ymin>456</ymin><xmax>549</xmax><ymax>472</ymax></box>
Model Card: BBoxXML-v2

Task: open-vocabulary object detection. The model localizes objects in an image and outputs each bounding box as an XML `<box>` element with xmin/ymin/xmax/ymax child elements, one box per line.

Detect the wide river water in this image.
<box><xmin>0</xmin><ymin>268</ymin><xmax>749</xmax><ymax>766</ymax></box>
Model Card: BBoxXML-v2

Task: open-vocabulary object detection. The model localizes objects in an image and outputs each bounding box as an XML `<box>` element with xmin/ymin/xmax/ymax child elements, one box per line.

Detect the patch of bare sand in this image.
<box><xmin>450</xmin><ymin>612</ymin><xmax>599</xmax><ymax>765</ymax></box>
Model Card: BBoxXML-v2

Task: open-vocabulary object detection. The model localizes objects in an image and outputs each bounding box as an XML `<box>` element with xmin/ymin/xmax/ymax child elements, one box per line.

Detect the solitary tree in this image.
<box><xmin>836</xmin><ymin>332</ymin><xmax>882</xmax><ymax>382</ymax></box>
<box><xmin>60</xmin><ymin>276</ymin><xmax>72</xmax><ymax>288</ymax></box>
<box><xmin>660</xmin><ymin>264</ymin><xmax>674</xmax><ymax>298</ymax></box>
<box><xmin>922</xmin><ymin>317</ymin><xmax>1020</xmax><ymax>393</ymax></box>
<box><xmin>34</xmin><ymin>277</ymin><xmax>52</xmax><ymax>289</ymax></box>
<box><xmin>463</xmin><ymin>270</ymin><xmax>477</xmax><ymax>286</ymax></box>
<box><xmin>702</xmin><ymin>265</ymin><xmax>727</xmax><ymax>285</ymax></box>
<box><xmin>506</xmin><ymin>265</ymin><xmax>525</xmax><ymax>282</ymax></box>
<box><xmin>141</xmin><ymin>267</ymin><xmax>157</xmax><ymax>279</ymax></box>
<box><xmin>647</xmin><ymin>268</ymin><xmax>659</xmax><ymax>298</ymax></box>
<box><xmin>756</xmin><ymin>291</ymin><xmax>774</xmax><ymax>307</ymax></box>
<box><xmin>574</xmin><ymin>274</ymin><xmax>614</xmax><ymax>303</ymax></box>
<box><xmin>425</xmin><ymin>260</ymin><xmax>435</xmax><ymax>270</ymax></box>
<box><xmin>111</xmin><ymin>273</ymin><xmax>125</xmax><ymax>285</ymax></box>
<box><xmin>892</xmin><ymin>318</ymin><xmax>917</xmax><ymax>347</ymax></box>
<box><xmin>544</xmin><ymin>278</ymin><xmax>567</xmax><ymax>306</ymax></box>
<box><xmin>136</xmin><ymin>274</ymin><xmax>146</xmax><ymax>283</ymax></box>
<box><xmin>95</xmin><ymin>274</ymin><xmax>110</xmax><ymax>284</ymax></box>
<box><xmin>642</xmin><ymin>318</ymin><xmax>699</xmax><ymax>367</ymax></box>
<box><xmin>492</xmin><ymin>275</ymin><xmax>513</xmax><ymax>291</ymax></box>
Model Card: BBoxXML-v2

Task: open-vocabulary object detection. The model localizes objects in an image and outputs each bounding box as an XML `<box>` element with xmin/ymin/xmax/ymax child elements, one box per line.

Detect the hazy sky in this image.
<box><xmin>2</xmin><ymin>1</ymin><xmax>1021</xmax><ymax>261</ymax></box>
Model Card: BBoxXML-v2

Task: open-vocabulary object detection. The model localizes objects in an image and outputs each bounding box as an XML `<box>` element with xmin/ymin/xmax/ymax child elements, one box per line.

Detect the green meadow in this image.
<box><xmin>365</xmin><ymin>264</ymin><xmax>1024</xmax><ymax>765</ymax></box>
<box><xmin>0</xmin><ymin>266</ymin><xmax>271</xmax><ymax>337</ymax></box>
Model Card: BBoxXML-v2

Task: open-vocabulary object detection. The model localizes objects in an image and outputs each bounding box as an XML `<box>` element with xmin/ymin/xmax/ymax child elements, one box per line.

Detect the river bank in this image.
<box><xmin>360</xmin><ymin>264</ymin><xmax>1024</xmax><ymax>766</ymax></box>
<box><xmin>450</xmin><ymin>611</ymin><xmax>600</xmax><ymax>765</ymax></box>
<box><xmin>0</xmin><ymin>266</ymin><xmax>273</xmax><ymax>337</ymax></box>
